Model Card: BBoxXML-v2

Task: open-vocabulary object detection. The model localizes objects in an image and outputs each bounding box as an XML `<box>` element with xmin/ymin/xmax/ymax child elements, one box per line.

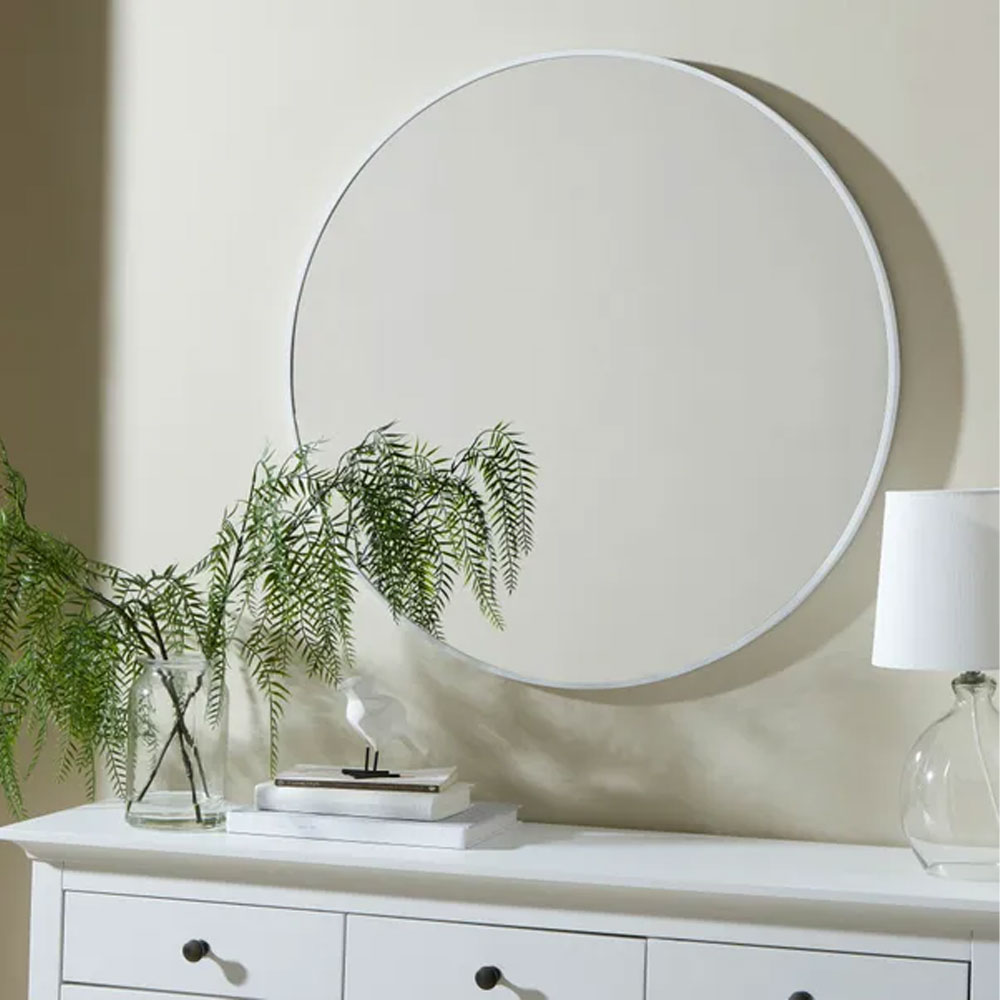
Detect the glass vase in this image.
<box><xmin>901</xmin><ymin>671</ymin><xmax>999</xmax><ymax>880</ymax></box>
<box><xmin>125</xmin><ymin>656</ymin><xmax>228</xmax><ymax>829</ymax></box>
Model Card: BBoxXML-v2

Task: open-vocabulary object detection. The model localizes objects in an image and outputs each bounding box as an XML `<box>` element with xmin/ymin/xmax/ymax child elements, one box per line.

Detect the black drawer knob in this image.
<box><xmin>789</xmin><ymin>993</ymin><xmax>814</xmax><ymax>1000</ymax></box>
<box><xmin>182</xmin><ymin>939</ymin><xmax>211</xmax><ymax>963</ymax></box>
<box><xmin>475</xmin><ymin>965</ymin><xmax>503</xmax><ymax>990</ymax></box>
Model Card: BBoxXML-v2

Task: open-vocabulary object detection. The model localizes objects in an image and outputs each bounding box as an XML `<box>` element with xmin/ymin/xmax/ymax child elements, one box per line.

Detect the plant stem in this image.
<box><xmin>169</xmin><ymin>674</ymin><xmax>211</xmax><ymax>796</ymax></box>
<box><xmin>143</xmin><ymin>596</ymin><xmax>210</xmax><ymax>796</ymax></box>
<box><xmin>134</xmin><ymin>676</ymin><xmax>209</xmax><ymax>803</ymax></box>
<box><xmin>154</xmin><ymin>666</ymin><xmax>203</xmax><ymax>823</ymax></box>
<box><xmin>134</xmin><ymin>723</ymin><xmax>179</xmax><ymax>803</ymax></box>
<box><xmin>130</xmin><ymin>600</ymin><xmax>207</xmax><ymax>820</ymax></box>
<box><xmin>76</xmin><ymin>579</ymin><xmax>157</xmax><ymax>659</ymax></box>
<box><xmin>143</xmin><ymin>602</ymin><xmax>169</xmax><ymax>660</ymax></box>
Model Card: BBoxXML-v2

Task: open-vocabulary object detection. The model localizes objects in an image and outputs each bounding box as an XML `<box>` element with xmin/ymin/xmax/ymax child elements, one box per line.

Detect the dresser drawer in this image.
<box><xmin>62</xmin><ymin>891</ymin><xmax>344</xmax><ymax>1000</ymax></box>
<box><xmin>648</xmin><ymin>939</ymin><xmax>969</xmax><ymax>999</ymax></box>
<box><xmin>345</xmin><ymin>914</ymin><xmax>644</xmax><ymax>999</ymax></box>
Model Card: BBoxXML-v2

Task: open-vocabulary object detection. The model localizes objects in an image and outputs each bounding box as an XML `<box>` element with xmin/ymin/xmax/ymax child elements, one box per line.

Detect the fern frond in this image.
<box><xmin>0</xmin><ymin>422</ymin><xmax>537</xmax><ymax>816</ymax></box>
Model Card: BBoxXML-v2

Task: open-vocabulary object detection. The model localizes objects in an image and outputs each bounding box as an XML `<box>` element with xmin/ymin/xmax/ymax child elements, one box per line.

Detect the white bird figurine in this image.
<box><xmin>340</xmin><ymin>675</ymin><xmax>424</xmax><ymax>776</ymax></box>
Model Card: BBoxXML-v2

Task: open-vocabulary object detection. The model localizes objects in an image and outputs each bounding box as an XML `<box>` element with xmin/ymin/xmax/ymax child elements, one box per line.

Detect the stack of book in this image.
<box><xmin>227</xmin><ymin>764</ymin><xmax>519</xmax><ymax>849</ymax></box>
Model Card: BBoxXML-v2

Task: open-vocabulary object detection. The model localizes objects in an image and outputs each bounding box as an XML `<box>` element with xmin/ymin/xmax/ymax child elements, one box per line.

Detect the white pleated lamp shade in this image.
<box><xmin>872</xmin><ymin>489</ymin><xmax>999</xmax><ymax>672</ymax></box>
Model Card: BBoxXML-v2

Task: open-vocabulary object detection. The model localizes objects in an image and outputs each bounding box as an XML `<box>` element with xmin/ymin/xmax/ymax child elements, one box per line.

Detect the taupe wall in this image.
<box><xmin>1</xmin><ymin>1</ymin><xmax>997</xmax><ymax>996</ymax></box>
<box><xmin>0</xmin><ymin>2</ymin><xmax>108</xmax><ymax>996</ymax></box>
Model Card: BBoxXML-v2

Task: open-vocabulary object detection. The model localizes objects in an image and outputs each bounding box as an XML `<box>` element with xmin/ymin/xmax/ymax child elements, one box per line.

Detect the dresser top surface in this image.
<box><xmin>2</xmin><ymin>803</ymin><xmax>997</xmax><ymax>914</ymax></box>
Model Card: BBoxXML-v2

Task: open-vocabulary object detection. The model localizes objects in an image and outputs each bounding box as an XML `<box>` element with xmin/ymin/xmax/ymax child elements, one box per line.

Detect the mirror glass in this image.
<box><xmin>292</xmin><ymin>53</ymin><xmax>897</xmax><ymax>688</ymax></box>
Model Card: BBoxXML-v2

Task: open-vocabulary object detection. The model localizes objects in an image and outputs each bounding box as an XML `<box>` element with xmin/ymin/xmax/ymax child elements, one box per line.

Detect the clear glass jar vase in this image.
<box><xmin>902</xmin><ymin>671</ymin><xmax>999</xmax><ymax>880</ymax></box>
<box><xmin>125</xmin><ymin>656</ymin><xmax>228</xmax><ymax>829</ymax></box>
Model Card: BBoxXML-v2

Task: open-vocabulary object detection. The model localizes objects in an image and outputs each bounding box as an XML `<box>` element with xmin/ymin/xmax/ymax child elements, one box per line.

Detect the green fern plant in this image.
<box><xmin>0</xmin><ymin>424</ymin><xmax>536</xmax><ymax>818</ymax></box>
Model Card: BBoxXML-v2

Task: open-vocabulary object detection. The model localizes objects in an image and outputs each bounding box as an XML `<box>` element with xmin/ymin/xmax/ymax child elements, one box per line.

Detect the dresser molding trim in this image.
<box><xmin>4</xmin><ymin>802</ymin><xmax>995</xmax><ymax>914</ymax></box>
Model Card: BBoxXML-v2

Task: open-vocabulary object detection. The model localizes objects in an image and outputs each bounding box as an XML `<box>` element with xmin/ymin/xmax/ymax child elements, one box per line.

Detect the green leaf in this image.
<box><xmin>0</xmin><ymin>422</ymin><xmax>537</xmax><ymax>815</ymax></box>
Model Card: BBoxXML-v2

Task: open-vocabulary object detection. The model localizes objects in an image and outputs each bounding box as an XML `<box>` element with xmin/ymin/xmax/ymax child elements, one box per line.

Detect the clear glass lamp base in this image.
<box><xmin>914</xmin><ymin>842</ymin><xmax>999</xmax><ymax>881</ymax></box>
<box><xmin>924</xmin><ymin>860</ymin><xmax>999</xmax><ymax>881</ymax></box>
<box><xmin>902</xmin><ymin>671</ymin><xmax>999</xmax><ymax>882</ymax></box>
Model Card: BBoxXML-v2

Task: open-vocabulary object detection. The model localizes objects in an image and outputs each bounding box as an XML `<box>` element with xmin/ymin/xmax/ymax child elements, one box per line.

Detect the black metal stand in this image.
<box><xmin>341</xmin><ymin>746</ymin><xmax>399</xmax><ymax>779</ymax></box>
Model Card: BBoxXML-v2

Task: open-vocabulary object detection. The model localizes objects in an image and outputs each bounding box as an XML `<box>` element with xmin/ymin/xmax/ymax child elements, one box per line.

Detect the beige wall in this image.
<box><xmin>0</xmin><ymin>2</ymin><xmax>107</xmax><ymax>996</ymax></box>
<box><xmin>1</xmin><ymin>0</ymin><xmax>997</xmax><ymax>995</ymax></box>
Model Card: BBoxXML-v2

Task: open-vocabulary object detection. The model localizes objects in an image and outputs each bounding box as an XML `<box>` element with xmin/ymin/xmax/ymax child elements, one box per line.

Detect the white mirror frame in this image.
<box><xmin>289</xmin><ymin>50</ymin><xmax>900</xmax><ymax>689</ymax></box>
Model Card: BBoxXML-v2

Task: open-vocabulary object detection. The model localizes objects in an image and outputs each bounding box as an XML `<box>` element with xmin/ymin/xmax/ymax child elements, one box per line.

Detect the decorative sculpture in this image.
<box><xmin>340</xmin><ymin>675</ymin><xmax>424</xmax><ymax>777</ymax></box>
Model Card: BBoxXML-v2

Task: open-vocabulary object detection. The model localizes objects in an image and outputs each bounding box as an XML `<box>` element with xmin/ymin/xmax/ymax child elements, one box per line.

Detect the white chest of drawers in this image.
<box><xmin>2</xmin><ymin>803</ymin><xmax>997</xmax><ymax>1000</ymax></box>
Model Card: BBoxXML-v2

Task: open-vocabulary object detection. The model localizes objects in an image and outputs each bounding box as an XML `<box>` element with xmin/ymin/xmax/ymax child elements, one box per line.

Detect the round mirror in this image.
<box><xmin>291</xmin><ymin>52</ymin><xmax>898</xmax><ymax>688</ymax></box>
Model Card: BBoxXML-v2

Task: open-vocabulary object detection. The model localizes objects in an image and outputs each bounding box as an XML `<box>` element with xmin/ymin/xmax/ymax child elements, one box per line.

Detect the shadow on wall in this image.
<box><xmin>276</xmin><ymin>66</ymin><xmax>964</xmax><ymax>846</ymax></box>
<box><xmin>0</xmin><ymin>2</ymin><xmax>109</xmax><ymax>998</ymax></box>
<box><xmin>560</xmin><ymin>65</ymin><xmax>965</xmax><ymax>706</ymax></box>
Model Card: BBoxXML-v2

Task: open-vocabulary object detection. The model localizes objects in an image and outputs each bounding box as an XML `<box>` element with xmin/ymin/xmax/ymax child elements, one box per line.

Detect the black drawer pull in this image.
<box><xmin>475</xmin><ymin>965</ymin><xmax>503</xmax><ymax>990</ymax></box>
<box><xmin>182</xmin><ymin>939</ymin><xmax>211</xmax><ymax>963</ymax></box>
<box><xmin>789</xmin><ymin>993</ymin><xmax>814</xmax><ymax>1000</ymax></box>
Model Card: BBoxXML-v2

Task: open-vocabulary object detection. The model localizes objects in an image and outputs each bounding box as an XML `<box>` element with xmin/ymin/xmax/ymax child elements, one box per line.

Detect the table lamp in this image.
<box><xmin>873</xmin><ymin>488</ymin><xmax>999</xmax><ymax>880</ymax></box>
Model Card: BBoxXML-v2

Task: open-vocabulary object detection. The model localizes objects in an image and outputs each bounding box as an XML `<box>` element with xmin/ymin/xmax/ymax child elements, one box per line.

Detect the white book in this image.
<box><xmin>253</xmin><ymin>780</ymin><xmax>473</xmax><ymax>821</ymax></box>
<box><xmin>227</xmin><ymin>802</ymin><xmax>519</xmax><ymax>849</ymax></box>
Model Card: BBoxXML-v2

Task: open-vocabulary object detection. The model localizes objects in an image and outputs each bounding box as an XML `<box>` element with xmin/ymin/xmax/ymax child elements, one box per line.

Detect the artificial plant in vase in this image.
<box><xmin>0</xmin><ymin>424</ymin><xmax>535</xmax><ymax>826</ymax></box>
